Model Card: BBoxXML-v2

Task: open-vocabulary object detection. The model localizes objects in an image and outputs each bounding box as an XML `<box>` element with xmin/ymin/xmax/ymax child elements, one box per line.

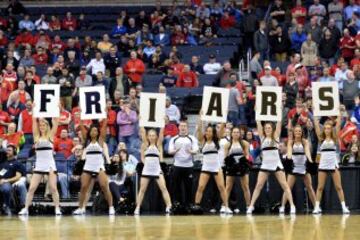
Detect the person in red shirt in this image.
<box><xmin>287</xmin><ymin>98</ymin><xmax>309</xmax><ymax>129</ymax></box>
<box><xmin>219</xmin><ymin>11</ymin><xmax>236</xmax><ymax>29</ymax></box>
<box><xmin>350</xmin><ymin>48</ymin><xmax>360</xmax><ymax>69</ymax></box>
<box><xmin>329</xmin><ymin>57</ymin><xmax>345</xmax><ymax>76</ymax></box>
<box><xmin>71</xmin><ymin>106</ymin><xmax>92</xmax><ymax>133</ymax></box>
<box><xmin>340</xmin><ymin>28</ymin><xmax>356</xmax><ymax>63</ymax></box>
<box><xmin>62</xmin><ymin>12</ymin><xmax>77</xmax><ymax>31</ymax></box>
<box><xmin>124</xmin><ymin>51</ymin><xmax>145</xmax><ymax>86</ymax></box>
<box><xmin>171</xmin><ymin>25</ymin><xmax>186</xmax><ymax>45</ymax></box>
<box><xmin>50</xmin><ymin>35</ymin><xmax>65</xmax><ymax>52</ymax></box>
<box><xmin>7</xmin><ymin>80</ymin><xmax>31</xmax><ymax>108</ymax></box>
<box><xmin>0</xmin><ymin>104</ymin><xmax>11</xmax><ymax>135</ymax></box>
<box><xmin>54</xmin><ymin>129</ymin><xmax>74</xmax><ymax>159</ymax></box>
<box><xmin>18</xmin><ymin>99</ymin><xmax>33</xmax><ymax>143</ymax></box>
<box><xmin>176</xmin><ymin>65</ymin><xmax>198</xmax><ymax>88</ymax></box>
<box><xmin>258</xmin><ymin>61</ymin><xmax>282</xmax><ymax>81</ymax></box>
<box><xmin>56</xmin><ymin>103</ymin><xmax>71</xmax><ymax>137</ymax></box>
<box><xmin>14</xmin><ymin>29</ymin><xmax>34</xmax><ymax>48</ymax></box>
<box><xmin>163</xmin><ymin>115</ymin><xmax>178</xmax><ymax>154</ymax></box>
<box><xmin>49</xmin><ymin>15</ymin><xmax>61</xmax><ymax>31</ymax></box>
<box><xmin>32</xmin><ymin>47</ymin><xmax>48</xmax><ymax>65</ymax></box>
<box><xmin>1</xmin><ymin>123</ymin><xmax>25</xmax><ymax>150</ymax></box>
<box><xmin>170</xmin><ymin>54</ymin><xmax>185</xmax><ymax>76</ymax></box>
<box><xmin>2</xmin><ymin>63</ymin><xmax>17</xmax><ymax>91</ymax></box>
<box><xmin>291</xmin><ymin>0</ymin><xmax>307</xmax><ymax>25</ymax></box>
<box><xmin>0</xmin><ymin>75</ymin><xmax>12</xmax><ymax>109</ymax></box>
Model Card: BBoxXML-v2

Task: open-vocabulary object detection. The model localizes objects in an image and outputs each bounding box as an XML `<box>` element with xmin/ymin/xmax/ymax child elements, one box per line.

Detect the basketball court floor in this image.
<box><xmin>0</xmin><ymin>214</ymin><xmax>359</xmax><ymax>239</ymax></box>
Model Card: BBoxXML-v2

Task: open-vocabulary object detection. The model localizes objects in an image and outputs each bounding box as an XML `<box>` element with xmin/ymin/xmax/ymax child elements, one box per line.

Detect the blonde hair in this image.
<box><xmin>37</xmin><ymin>118</ymin><xmax>51</xmax><ymax>141</ymax></box>
<box><xmin>320</xmin><ymin>120</ymin><xmax>337</xmax><ymax>142</ymax></box>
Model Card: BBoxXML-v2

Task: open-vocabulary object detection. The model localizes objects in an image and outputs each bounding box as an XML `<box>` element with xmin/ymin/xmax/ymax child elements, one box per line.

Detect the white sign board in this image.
<box><xmin>33</xmin><ymin>84</ymin><xmax>60</xmax><ymax>118</ymax></box>
<box><xmin>201</xmin><ymin>86</ymin><xmax>230</xmax><ymax>123</ymax></box>
<box><xmin>79</xmin><ymin>86</ymin><xmax>106</xmax><ymax>120</ymax></box>
<box><xmin>255</xmin><ymin>86</ymin><xmax>282</xmax><ymax>122</ymax></box>
<box><xmin>139</xmin><ymin>92</ymin><xmax>166</xmax><ymax>128</ymax></box>
<box><xmin>312</xmin><ymin>82</ymin><xmax>340</xmax><ymax>117</ymax></box>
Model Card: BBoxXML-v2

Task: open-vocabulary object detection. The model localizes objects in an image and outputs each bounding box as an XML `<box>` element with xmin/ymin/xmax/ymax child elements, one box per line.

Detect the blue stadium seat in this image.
<box><xmin>198</xmin><ymin>75</ymin><xmax>215</xmax><ymax>87</ymax></box>
<box><xmin>143</xmin><ymin>75</ymin><xmax>163</xmax><ymax>88</ymax></box>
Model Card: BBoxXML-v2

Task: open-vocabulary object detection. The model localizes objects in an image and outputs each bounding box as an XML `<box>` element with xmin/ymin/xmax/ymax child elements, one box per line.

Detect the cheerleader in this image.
<box><xmin>193</xmin><ymin>115</ymin><xmax>232</xmax><ymax>214</ymax></box>
<box><xmin>73</xmin><ymin>118</ymin><xmax>114</xmax><ymax>215</ymax></box>
<box><xmin>224</xmin><ymin>127</ymin><xmax>251</xmax><ymax>212</ymax></box>
<box><xmin>313</xmin><ymin>115</ymin><xmax>350</xmax><ymax>214</ymax></box>
<box><xmin>134</xmin><ymin>126</ymin><xmax>172</xmax><ymax>215</ymax></box>
<box><xmin>279</xmin><ymin>125</ymin><xmax>316</xmax><ymax>213</ymax></box>
<box><xmin>247</xmin><ymin>121</ymin><xmax>296</xmax><ymax>214</ymax></box>
<box><xmin>18</xmin><ymin>115</ymin><xmax>61</xmax><ymax>215</ymax></box>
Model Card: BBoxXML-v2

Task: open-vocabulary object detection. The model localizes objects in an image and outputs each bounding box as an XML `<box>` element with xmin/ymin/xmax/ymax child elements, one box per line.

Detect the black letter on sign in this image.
<box><xmin>260</xmin><ymin>92</ymin><xmax>277</xmax><ymax>116</ymax></box>
<box><xmin>40</xmin><ymin>90</ymin><xmax>55</xmax><ymax>112</ymax></box>
<box><xmin>148</xmin><ymin>98</ymin><xmax>157</xmax><ymax>122</ymax></box>
<box><xmin>85</xmin><ymin>92</ymin><xmax>101</xmax><ymax>114</ymax></box>
<box><xmin>319</xmin><ymin>87</ymin><xmax>334</xmax><ymax>111</ymax></box>
<box><xmin>206</xmin><ymin>93</ymin><xmax>222</xmax><ymax>117</ymax></box>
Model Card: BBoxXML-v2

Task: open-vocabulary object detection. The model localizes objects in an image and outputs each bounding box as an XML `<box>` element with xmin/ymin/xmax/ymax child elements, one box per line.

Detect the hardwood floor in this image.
<box><xmin>0</xmin><ymin>215</ymin><xmax>359</xmax><ymax>239</ymax></box>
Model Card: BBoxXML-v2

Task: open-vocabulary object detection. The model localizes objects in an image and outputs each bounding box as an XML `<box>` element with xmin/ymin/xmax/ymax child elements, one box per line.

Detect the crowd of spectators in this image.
<box><xmin>0</xmin><ymin>0</ymin><xmax>360</xmax><ymax>214</ymax></box>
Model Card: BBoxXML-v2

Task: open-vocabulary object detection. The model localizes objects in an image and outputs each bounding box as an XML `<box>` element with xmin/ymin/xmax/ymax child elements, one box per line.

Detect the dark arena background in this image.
<box><xmin>0</xmin><ymin>0</ymin><xmax>360</xmax><ymax>239</ymax></box>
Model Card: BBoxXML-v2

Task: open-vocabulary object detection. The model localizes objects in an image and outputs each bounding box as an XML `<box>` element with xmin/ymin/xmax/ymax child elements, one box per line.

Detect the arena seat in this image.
<box><xmin>198</xmin><ymin>75</ymin><xmax>215</xmax><ymax>87</ymax></box>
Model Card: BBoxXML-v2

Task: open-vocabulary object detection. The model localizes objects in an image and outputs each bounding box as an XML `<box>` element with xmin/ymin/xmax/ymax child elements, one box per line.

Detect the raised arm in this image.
<box><xmin>256</xmin><ymin>121</ymin><xmax>264</xmax><ymax>138</ymax></box>
<box><xmin>32</xmin><ymin>116</ymin><xmax>39</xmax><ymax>142</ymax></box>
<box><xmin>224</xmin><ymin>142</ymin><xmax>230</xmax><ymax>158</ymax></box>
<box><xmin>313</xmin><ymin>116</ymin><xmax>322</xmax><ymax>140</ymax></box>
<box><xmin>217</xmin><ymin>123</ymin><xmax>225</xmax><ymax>139</ymax></box>
<box><xmin>287</xmin><ymin>132</ymin><xmax>293</xmax><ymax>159</ymax></box>
<box><xmin>196</xmin><ymin>115</ymin><xmax>204</xmax><ymax>144</ymax></box>
<box><xmin>303</xmin><ymin>139</ymin><xmax>313</xmax><ymax>163</ymax></box>
<box><xmin>274</xmin><ymin>120</ymin><xmax>282</xmax><ymax>140</ymax></box>
<box><xmin>335</xmin><ymin>109</ymin><xmax>343</xmax><ymax>137</ymax></box>
<box><xmin>50</xmin><ymin>117</ymin><xmax>59</xmax><ymax>141</ymax></box>
<box><xmin>140</xmin><ymin>126</ymin><xmax>148</xmax><ymax>146</ymax></box>
<box><xmin>99</xmin><ymin>118</ymin><xmax>108</xmax><ymax>145</ymax></box>
<box><xmin>157</xmin><ymin>127</ymin><xmax>164</xmax><ymax>147</ymax></box>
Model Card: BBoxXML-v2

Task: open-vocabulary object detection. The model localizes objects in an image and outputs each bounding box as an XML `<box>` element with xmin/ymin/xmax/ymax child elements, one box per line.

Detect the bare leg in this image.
<box><xmin>275</xmin><ymin>171</ymin><xmax>295</xmax><ymax>207</ymax></box>
<box><xmin>315</xmin><ymin>171</ymin><xmax>328</xmax><ymax>202</ymax></box>
<box><xmin>303</xmin><ymin>174</ymin><xmax>316</xmax><ymax>206</ymax></box>
<box><xmin>156</xmin><ymin>175</ymin><xmax>172</xmax><ymax>208</ymax></box>
<box><xmin>78</xmin><ymin>172</ymin><xmax>92</xmax><ymax>208</ymax></box>
<box><xmin>48</xmin><ymin>171</ymin><xmax>60</xmax><ymax>209</ymax></box>
<box><xmin>24</xmin><ymin>174</ymin><xmax>43</xmax><ymax>209</ymax></box>
<box><xmin>249</xmin><ymin>171</ymin><xmax>269</xmax><ymax>208</ymax></box>
<box><xmin>194</xmin><ymin>173</ymin><xmax>211</xmax><ymax>204</ymax></box>
<box><xmin>331</xmin><ymin>169</ymin><xmax>346</xmax><ymax>202</ymax></box>
<box><xmin>225</xmin><ymin>176</ymin><xmax>234</xmax><ymax>203</ymax></box>
<box><xmin>240</xmin><ymin>174</ymin><xmax>251</xmax><ymax>207</ymax></box>
<box><xmin>97</xmin><ymin>170</ymin><xmax>113</xmax><ymax>207</ymax></box>
<box><xmin>281</xmin><ymin>174</ymin><xmax>296</xmax><ymax>207</ymax></box>
<box><xmin>136</xmin><ymin>177</ymin><xmax>150</xmax><ymax>209</ymax></box>
<box><xmin>214</xmin><ymin>171</ymin><xmax>228</xmax><ymax>207</ymax></box>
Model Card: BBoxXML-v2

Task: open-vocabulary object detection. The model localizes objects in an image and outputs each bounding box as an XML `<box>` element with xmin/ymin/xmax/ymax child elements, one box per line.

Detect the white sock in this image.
<box><xmin>315</xmin><ymin>201</ymin><xmax>320</xmax><ymax>208</ymax></box>
<box><xmin>341</xmin><ymin>201</ymin><xmax>346</xmax><ymax>208</ymax></box>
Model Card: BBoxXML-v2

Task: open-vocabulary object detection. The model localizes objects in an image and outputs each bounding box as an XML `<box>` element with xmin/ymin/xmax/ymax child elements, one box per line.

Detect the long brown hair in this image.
<box><xmin>320</xmin><ymin>120</ymin><xmax>337</xmax><ymax>142</ymax></box>
<box><xmin>263</xmin><ymin>122</ymin><xmax>277</xmax><ymax>146</ymax></box>
<box><xmin>230</xmin><ymin>126</ymin><xmax>246</xmax><ymax>151</ymax></box>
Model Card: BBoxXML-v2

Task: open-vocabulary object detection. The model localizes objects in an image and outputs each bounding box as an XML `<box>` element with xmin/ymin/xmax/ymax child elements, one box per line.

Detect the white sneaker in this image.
<box><xmin>109</xmin><ymin>207</ymin><xmax>115</xmax><ymax>215</ymax></box>
<box><xmin>312</xmin><ymin>206</ymin><xmax>321</xmax><ymax>214</ymax></box>
<box><xmin>342</xmin><ymin>206</ymin><xmax>350</xmax><ymax>215</ymax></box>
<box><xmin>246</xmin><ymin>206</ymin><xmax>254</xmax><ymax>215</ymax></box>
<box><xmin>165</xmin><ymin>206</ymin><xmax>172</xmax><ymax>214</ymax></box>
<box><xmin>234</xmin><ymin>208</ymin><xmax>240</xmax><ymax>214</ymax></box>
<box><xmin>279</xmin><ymin>206</ymin><xmax>285</xmax><ymax>214</ymax></box>
<box><xmin>18</xmin><ymin>208</ymin><xmax>29</xmax><ymax>216</ymax></box>
<box><xmin>73</xmin><ymin>208</ymin><xmax>85</xmax><ymax>215</ymax></box>
<box><xmin>290</xmin><ymin>206</ymin><xmax>296</xmax><ymax>215</ymax></box>
<box><xmin>55</xmin><ymin>208</ymin><xmax>62</xmax><ymax>216</ymax></box>
<box><xmin>134</xmin><ymin>207</ymin><xmax>140</xmax><ymax>215</ymax></box>
<box><xmin>225</xmin><ymin>207</ymin><xmax>233</xmax><ymax>215</ymax></box>
<box><xmin>209</xmin><ymin>208</ymin><xmax>217</xmax><ymax>213</ymax></box>
<box><xmin>219</xmin><ymin>205</ymin><xmax>226</xmax><ymax>214</ymax></box>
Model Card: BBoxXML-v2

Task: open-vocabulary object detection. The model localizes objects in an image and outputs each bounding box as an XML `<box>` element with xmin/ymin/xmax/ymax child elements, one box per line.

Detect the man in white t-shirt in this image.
<box><xmin>168</xmin><ymin>120</ymin><xmax>198</xmax><ymax>209</ymax></box>
<box><xmin>203</xmin><ymin>54</ymin><xmax>222</xmax><ymax>75</ymax></box>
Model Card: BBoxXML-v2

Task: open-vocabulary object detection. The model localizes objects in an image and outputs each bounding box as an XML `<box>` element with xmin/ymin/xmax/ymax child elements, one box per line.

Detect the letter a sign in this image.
<box><xmin>312</xmin><ymin>82</ymin><xmax>340</xmax><ymax>117</ymax></box>
<box><xmin>201</xmin><ymin>86</ymin><xmax>229</xmax><ymax>123</ymax></box>
<box><xmin>139</xmin><ymin>92</ymin><xmax>166</xmax><ymax>128</ymax></box>
<box><xmin>255</xmin><ymin>86</ymin><xmax>282</xmax><ymax>122</ymax></box>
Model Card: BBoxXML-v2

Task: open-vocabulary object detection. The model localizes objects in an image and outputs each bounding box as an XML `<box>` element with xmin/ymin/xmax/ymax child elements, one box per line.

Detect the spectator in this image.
<box><xmin>109</xmin><ymin>67</ymin><xmax>129</xmax><ymax>99</ymax></box>
<box><xmin>75</xmin><ymin>66</ymin><xmax>93</xmax><ymax>91</ymax></box>
<box><xmin>32</xmin><ymin>47</ymin><xmax>48</xmax><ymax>65</ymax></box>
<box><xmin>291</xmin><ymin>0</ymin><xmax>307</xmax><ymax>25</ymax></box>
<box><xmin>328</xmin><ymin>18</ymin><xmax>342</xmax><ymax>43</ymax></box>
<box><xmin>335</xmin><ymin>61</ymin><xmax>350</xmax><ymax>83</ymax></box>
<box><xmin>35</xmin><ymin>14</ymin><xmax>49</xmax><ymax>31</ymax></box>
<box><xmin>242</xmin><ymin>5</ymin><xmax>257</xmax><ymax>51</ymax></box>
<box><xmin>124</xmin><ymin>51</ymin><xmax>145</xmax><ymax>86</ymax></box>
<box><xmin>319</xmin><ymin>29</ymin><xmax>338</xmax><ymax>66</ymax></box>
<box><xmin>66</xmin><ymin>51</ymin><xmax>81</xmax><ymax>77</ymax></box>
<box><xmin>143</xmin><ymin>40</ymin><xmax>156</xmax><ymax>61</ymax></box>
<box><xmin>18</xmin><ymin>14</ymin><xmax>35</xmax><ymax>32</ymax></box>
<box><xmin>340</xmin><ymin>28</ymin><xmax>356</xmax><ymax>63</ymax></box>
<box><xmin>165</xmin><ymin>97</ymin><xmax>181</xmax><ymax>123</ymax></box>
<box><xmin>304</xmin><ymin>16</ymin><xmax>322</xmax><ymax>44</ymax></box>
<box><xmin>203</xmin><ymin>54</ymin><xmax>221</xmax><ymax>75</ymax></box>
<box><xmin>260</xmin><ymin>66</ymin><xmax>278</xmax><ymax>86</ymax></box>
<box><xmin>308</xmin><ymin>0</ymin><xmax>326</xmax><ymax>24</ymax></box>
<box><xmin>77</xmin><ymin>14</ymin><xmax>90</xmax><ymax>30</ymax></box>
<box><xmin>154</xmin><ymin>26</ymin><xmax>170</xmax><ymax>46</ymax></box>
<box><xmin>58</xmin><ymin>68</ymin><xmax>75</xmax><ymax>110</ymax></box>
<box><xmin>213</xmin><ymin>61</ymin><xmax>237</xmax><ymax>87</ymax></box>
<box><xmin>160</xmin><ymin>67</ymin><xmax>177</xmax><ymax>88</ymax></box>
<box><xmin>269</xmin><ymin>0</ymin><xmax>286</xmax><ymax>24</ymax></box>
<box><xmin>294</xmin><ymin>63</ymin><xmax>309</xmax><ymax>96</ymax></box>
<box><xmin>339</xmin><ymin>70</ymin><xmax>360</xmax><ymax>110</ymax></box>
<box><xmin>14</xmin><ymin>30</ymin><xmax>33</xmax><ymax>48</ymax></box>
<box><xmin>226</xmin><ymin>80</ymin><xmax>241</xmax><ymax>125</ymax></box>
<box><xmin>111</xmin><ymin>18</ymin><xmax>127</xmax><ymax>38</ymax></box>
<box><xmin>49</xmin><ymin>15</ymin><xmax>61</xmax><ymax>31</ymax></box>
<box><xmin>269</xmin><ymin>26</ymin><xmax>291</xmax><ymax>62</ymax></box>
<box><xmin>7</xmin><ymin>80</ymin><xmax>31</xmax><ymax>108</ymax></box>
<box><xmin>0</xmin><ymin>104</ymin><xmax>11</xmax><ymax>135</ymax></box>
<box><xmin>104</xmin><ymin>47</ymin><xmax>122</xmax><ymax>78</ymax></box>
<box><xmin>328</xmin><ymin>0</ymin><xmax>344</xmax><ymax>31</ymax></box>
<box><xmin>7</xmin><ymin>0</ymin><xmax>27</xmax><ymax>15</ymax></box>
<box><xmin>19</xmin><ymin>49</ymin><xmax>34</xmax><ymax>68</ymax></box>
<box><xmin>93</xmin><ymin>71</ymin><xmax>109</xmax><ymax>97</ymax></box>
<box><xmin>0</xmin><ymin>145</ymin><xmax>27</xmax><ymax>215</ymax></box>
<box><xmin>249</xmin><ymin>52</ymin><xmax>262</xmax><ymax>82</ymax></box>
<box><xmin>57</xmin><ymin>104</ymin><xmax>71</xmax><ymax>137</ymax></box>
<box><xmin>64</xmin><ymin>38</ymin><xmax>81</xmax><ymax>60</ymax></box>
<box><xmin>219</xmin><ymin>11</ymin><xmax>236</xmax><ymax>29</ymax></box>
<box><xmin>301</xmin><ymin>33</ymin><xmax>317</xmax><ymax>67</ymax></box>
<box><xmin>190</xmin><ymin>56</ymin><xmax>204</xmax><ymax>75</ymax></box>
<box><xmin>62</xmin><ymin>12</ymin><xmax>77</xmax><ymax>31</ymax></box>
<box><xmin>171</xmin><ymin>25</ymin><xmax>186</xmax><ymax>46</ymax></box>
<box><xmin>284</xmin><ymin>71</ymin><xmax>299</xmax><ymax>109</ymax></box>
<box><xmin>344</xmin><ymin>0</ymin><xmax>359</xmax><ymax>22</ymax></box>
<box><xmin>196</xmin><ymin>2</ymin><xmax>210</xmax><ymax>19</ymax></box>
<box><xmin>126</xmin><ymin>18</ymin><xmax>139</xmax><ymax>39</ymax></box>
<box><xmin>17</xmin><ymin>99</ymin><xmax>33</xmax><ymax>143</ymax></box>
<box><xmin>116</xmin><ymin>98</ymin><xmax>138</xmax><ymax>155</ymax></box>
<box><xmin>176</xmin><ymin>65</ymin><xmax>198</xmax><ymax>88</ymax></box>
<box><xmin>0</xmin><ymin>30</ymin><xmax>8</xmax><ymax>49</ymax></box>
<box><xmin>136</xmin><ymin>24</ymin><xmax>153</xmax><ymax>46</ymax></box>
<box><xmin>163</xmin><ymin>116</ymin><xmax>179</xmax><ymax>154</ymax></box>
<box><xmin>291</xmin><ymin>24</ymin><xmax>307</xmax><ymax>53</ymax></box>
<box><xmin>200</xmin><ymin>18</ymin><xmax>217</xmax><ymax>45</ymax></box>
<box><xmin>319</xmin><ymin>67</ymin><xmax>335</xmax><ymax>82</ymax></box>
<box><xmin>23</xmin><ymin>71</ymin><xmax>36</xmax><ymax>98</ymax></box>
<box><xmin>86</xmin><ymin>51</ymin><xmax>106</xmax><ymax>77</ymax></box>
<box><xmin>253</xmin><ymin>20</ymin><xmax>269</xmax><ymax>62</ymax></box>
<box><xmin>54</xmin><ymin>129</ymin><xmax>74</xmax><ymax>159</ymax></box>
<box><xmin>2</xmin><ymin>63</ymin><xmax>17</xmax><ymax>91</ymax></box>
<box><xmin>2</xmin><ymin>123</ymin><xmax>24</xmax><ymax>149</ymax></box>
<box><xmin>41</xmin><ymin>67</ymin><xmax>57</xmax><ymax>84</ymax></box>
<box><xmin>97</xmin><ymin>34</ymin><xmax>113</xmax><ymax>53</ymax></box>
